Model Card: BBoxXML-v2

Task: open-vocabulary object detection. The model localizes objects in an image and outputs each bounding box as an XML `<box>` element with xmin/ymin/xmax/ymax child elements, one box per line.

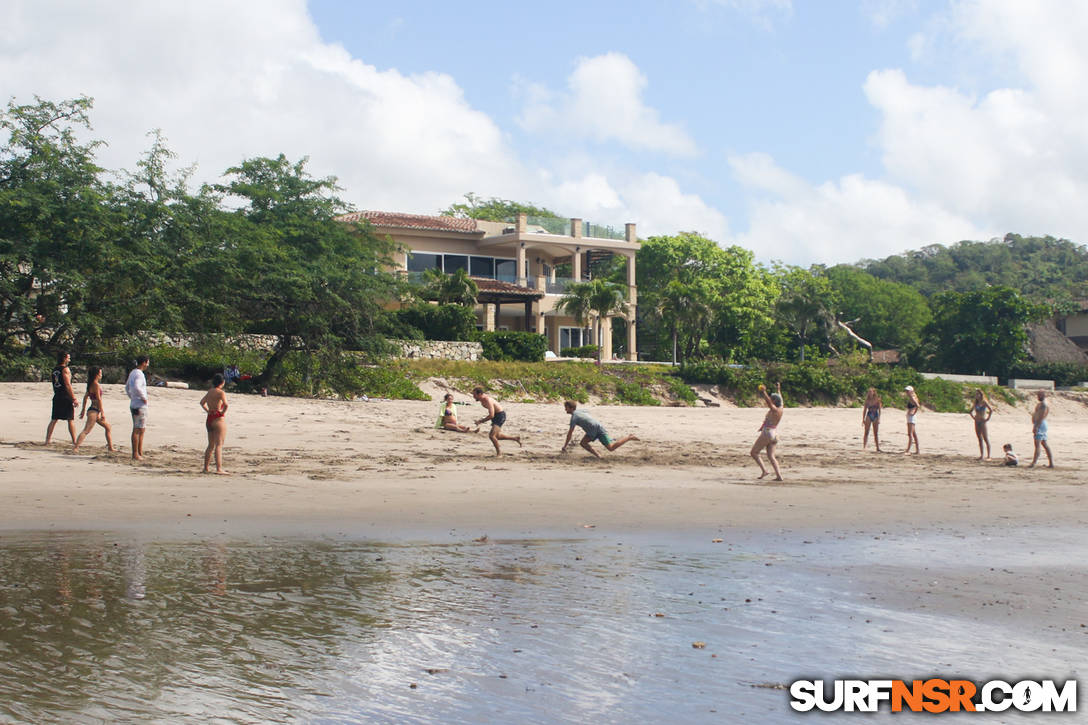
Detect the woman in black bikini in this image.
<box><xmin>200</xmin><ymin>373</ymin><xmax>229</xmax><ymax>474</ymax></box>
<box><xmin>73</xmin><ymin>367</ymin><xmax>115</xmax><ymax>452</ymax></box>
<box><xmin>862</xmin><ymin>387</ymin><xmax>882</xmax><ymax>452</ymax></box>
<box><xmin>969</xmin><ymin>389</ymin><xmax>993</xmax><ymax>460</ymax></box>
<box><xmin>441</xmin><ymin>393</ymin><xmax>478</xmax><ymax>433</ymax></box>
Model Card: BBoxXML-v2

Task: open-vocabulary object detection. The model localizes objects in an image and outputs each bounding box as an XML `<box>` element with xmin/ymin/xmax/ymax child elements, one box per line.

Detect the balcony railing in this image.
<box><xmin>546</xmin><ymin>277</ymin><xmax>573</xmax><ymax>294</ymax></box>
<box><xmin>583</xmin><ymin>222</ymin><xmax>626</xmax><ymax>241</ymax></box>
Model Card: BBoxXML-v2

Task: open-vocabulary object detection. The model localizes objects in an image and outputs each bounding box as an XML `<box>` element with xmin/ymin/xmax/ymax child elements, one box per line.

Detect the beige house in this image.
<box><xmin>338</xmin><ymin>211</ymin><xmax>640</xmax><ymax>359</ymax></box>
<box><xmin>1054</xmin><ymin>299</ymin><xmax>1088</xmax><ymax>351</ymax></box>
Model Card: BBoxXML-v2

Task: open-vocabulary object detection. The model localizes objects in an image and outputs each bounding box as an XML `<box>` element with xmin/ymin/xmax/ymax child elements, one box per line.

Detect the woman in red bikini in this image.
<box><xmin>200</xmin><ymin>373</ymin><xmax>229</xmax><ymax>474</ymax></box>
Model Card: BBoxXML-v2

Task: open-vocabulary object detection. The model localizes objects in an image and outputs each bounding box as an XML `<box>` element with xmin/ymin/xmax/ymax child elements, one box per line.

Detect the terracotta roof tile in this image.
<box><xmin>471</xmin><ymin>277</ymin><xmax>544</xmax><ymax>298</ymax></box>
<box><xmin>337</xmin><ymin>211</ymin><xmax>479</xmax><ymax>234</ymax></box>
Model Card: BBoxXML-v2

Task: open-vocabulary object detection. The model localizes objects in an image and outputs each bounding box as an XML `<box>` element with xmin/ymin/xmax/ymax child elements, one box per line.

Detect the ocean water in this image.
<box><xmin>0</xmin><ymin>526</ymin><xmax>1082</xmax><ymax>723</ymax></box>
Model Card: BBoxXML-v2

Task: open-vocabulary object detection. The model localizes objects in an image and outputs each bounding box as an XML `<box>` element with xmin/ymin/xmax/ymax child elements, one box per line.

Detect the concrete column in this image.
<box><xmin>572</xmin><ymin>247</ymin><xmax>582</xmax><ymax>281</ymax></box>
<box><xmin>625</xmin><ymin>253</ymin><xmax>636</xmax><ymax>287</ymax></box>
<box><xmin>484</xmin><ymin>303</ymin><xmax>496</xmax><ymax>332</ymax></box>
<box><xmin>516</xmin><ymin>213</ymin><xmax>527</xmax><ymax>233</ymax></box>
<box><xmin>548</xmin><ymin>317</ymin><xmax>559</xmax><ymax>353</ymax></box>
<box><xmin>600</xmin><ymin>317</ymin><xmax>613</xmax><ymax>360</ymax></box>
<box><xmin>625</xmin><ymin>222</ymin><xmax>637</xmax><ymax>243</ymax></box>
<box><xmin>516</xmin><ymin>243</ymin><xmax>527</xmax><ymax>287</ymax></box>
<box><xmin>571</xmin><ymin>218</ymin><xmax>582</xmax><ymax>238</ymax></box>
<box><xmin>627</xmin><ymin>315</ymin><xmax>637</xmax><ymax>361</ymax></box>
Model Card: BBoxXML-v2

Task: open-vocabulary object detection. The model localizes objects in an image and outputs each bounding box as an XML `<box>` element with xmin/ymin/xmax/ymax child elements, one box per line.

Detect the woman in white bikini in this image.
<box><xmin>750</xmin><ymin>381</ymin><xmax>784</xmax><ymax>481</ymax></box>
<box><xmin>969</xmin><ymin>388</ymin><xmax>994</xmax><ymax>460</ymax></box>
<box><xmin>903</xmin><ymin>385</ymin><xmax>921</xmax><ymax>454</ymax></box>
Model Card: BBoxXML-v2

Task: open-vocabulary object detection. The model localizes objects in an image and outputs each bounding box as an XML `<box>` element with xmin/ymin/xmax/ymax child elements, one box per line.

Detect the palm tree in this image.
<box><xmin>422</xmin><ymin>268</ymin><xmax>478</xmax><ymax>306</ymax></box>
<box><xmin>557</xmin><ymin>279</ymin><xmax>628</xmax><ymax>365</ymax></box>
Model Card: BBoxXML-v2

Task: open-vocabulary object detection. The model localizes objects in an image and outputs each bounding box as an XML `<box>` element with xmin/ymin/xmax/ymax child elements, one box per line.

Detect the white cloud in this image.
<box><xmin>518</xmin><ymin>52</ymin><xmax>698</xmax><ymax>157</ymax></box>
<box><xmin>728</xmin><ymin>153</ymin><xmax>986</xmax><ymax>264</ymax></box>
<box><xmin>0</xmin><ymin>0</ymin><xmax>526</xmax><ymax>215</ymax></box>
<box><xmin>861</xmin><ymin>0</ymin><xmax>918</xmax><ymax>29</ymax></box>
<box><xmin>1</xmin><ymin>1</ymin><xmax>722</xmax><ymax>243</ymax></box>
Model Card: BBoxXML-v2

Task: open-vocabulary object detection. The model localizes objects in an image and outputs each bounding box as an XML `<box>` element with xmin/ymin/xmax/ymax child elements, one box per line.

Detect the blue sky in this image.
<box><xmin>4</xmin><ymin>1</ymin><xmax>1087</xmax><ymax>264</ymax></box>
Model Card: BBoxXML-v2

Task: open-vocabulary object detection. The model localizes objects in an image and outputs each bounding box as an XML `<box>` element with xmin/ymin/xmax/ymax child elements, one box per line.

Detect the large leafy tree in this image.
<box><xmin>556</xmin><ymin>278</ymin><xmax>627</xmax><ymax>365</ymax></box>
<box><xmin>212</xmin><ymin>155</ymin><xmax>399</xmax><ymax>385</ymax></box>
<box><xmin>923</xmin><ymin>286</ymin><xmax>1046</xmax><ymax>376</ymax></box>
<box><xmin>636</xmin><ymin>233</ymin><xmax>777</xmax><ymax>363</ymax></box>
<box><xmin>0</xmin><ymin>96</ymin><xmax>117</xmax><ymax>354</ymax></box>
<box><xmin>773</xmin><ymin>266</ymin><xmax>840</xmax><ymax>362</ymax></box>
<box><xmin>825</xmin><ymin>264</ymin><xmax>931</xmax><ymax>351</ymax></box>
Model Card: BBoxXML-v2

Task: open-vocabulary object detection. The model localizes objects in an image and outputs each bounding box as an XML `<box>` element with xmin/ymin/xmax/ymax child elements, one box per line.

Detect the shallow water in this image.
<box><xmin>0</xmin><ymin>526</ymin><xmax>1083</xmax><ymax>723</ymax></box>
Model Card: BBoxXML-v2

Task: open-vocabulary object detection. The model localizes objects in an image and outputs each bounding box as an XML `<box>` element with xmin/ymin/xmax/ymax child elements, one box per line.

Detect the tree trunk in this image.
<box><xmin>257</xmin><ymin>335</ymin><xmax>293</xmax><ymax>389</ymax></box>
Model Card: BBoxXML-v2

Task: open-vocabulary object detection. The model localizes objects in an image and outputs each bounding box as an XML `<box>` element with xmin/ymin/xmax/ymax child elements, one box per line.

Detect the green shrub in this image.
<box><xmin>477</xmin><ymin>331</ymin><xmax>548</xmax><ymax>362</ymax></box>
<box><xmin>560</xmin><ymin>344</ymin><xmax>599</xmax><ymax>359</ymax></box>
<box><xmin>614</xmin><ymin>380</ymin><xmax>660</xmax><ymax>406</ymax></box>
<box><xmin>1009</xmin><ymin>361</ymin><xmax>1088</xmax><ymax>387</ymax></box>
<box><xmin>394</xmin><ymin>303</ymin><xmax>477</xmax><ymax>341</ymax></box>
<box><xmin>274</xmin><ymin>351</ymin><xmax>426</xmax><ymax>399</ymax></box>
<box><xmin>0</xmin><ymin>351</ymin><xmax>52</xmax><ymax>382</ymax></box>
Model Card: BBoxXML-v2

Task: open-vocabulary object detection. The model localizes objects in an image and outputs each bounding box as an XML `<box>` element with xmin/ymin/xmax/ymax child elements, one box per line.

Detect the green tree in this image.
<box><xmin>924</xmin><ymin>286</ymin><xmax>1046</xmax><ymax>376</ymax></box>
<box><xmin>0</xmin><ymin>96</ymin><xmax>115</xmax><ymax>354</ymax></box>
<box><xmin>825</xmin><ymin>265</ymin><xmax>931</xmax><ymax>351</ymax></box>
<box><xmin>440</xmin><ymin>192</ymin><xmax>561</xmax><ymax>221</ymax></box>
<box><xmin>556</xmin><ymin>278</ymin><xmax>628</xmax><ymax>365</ymax></box>
<box><xmin>773</xmin><ymin>266</ymin><xmax>840</xmax><ymax>362</ymax></box>
<box><xmin>636</xmin><ymin>233</ymin><xmax>777</xmax><ymax>363</ymax></box>
<box><xmin>212</xmin><ymin>155</ymin><xmax>399</xmax><ymax>385</ymax></box>
<box><xmin>421</xmin><ymin>267</ymin><xmax>478</xmax><ymax>306</ymax></box>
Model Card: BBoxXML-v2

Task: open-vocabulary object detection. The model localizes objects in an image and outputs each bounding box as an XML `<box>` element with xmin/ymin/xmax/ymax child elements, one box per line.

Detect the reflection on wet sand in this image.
<box><xmin>0</xmin><ymin>530</ymin><xmax>1083</xmax><ymax>723</ymax></box>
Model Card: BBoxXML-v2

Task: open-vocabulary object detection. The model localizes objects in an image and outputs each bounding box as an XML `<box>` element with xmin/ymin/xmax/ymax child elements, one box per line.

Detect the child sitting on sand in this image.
<box><xmin>1002</xmin><ymin>443</ymin><xmax>1018</xmax><ymax>467</ymax></box>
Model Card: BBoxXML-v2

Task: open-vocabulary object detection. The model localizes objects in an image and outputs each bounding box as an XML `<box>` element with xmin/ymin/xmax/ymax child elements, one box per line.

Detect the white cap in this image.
<box><xmin>904</xmin><ymin>385</ymin><xmax>914</xmax><ymax>392</ymax></box>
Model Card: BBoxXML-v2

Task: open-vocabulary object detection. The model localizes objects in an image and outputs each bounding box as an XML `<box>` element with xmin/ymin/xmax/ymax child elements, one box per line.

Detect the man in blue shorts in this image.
<box><xmin>561</xmin><ymin>400</ymin><xmax>638</xmax><ymax>458</ymax></box>
<box><xmin>1029</xmin><ymin>389</ymin><xmax>1053</xmax><ymax>468</ymax></box>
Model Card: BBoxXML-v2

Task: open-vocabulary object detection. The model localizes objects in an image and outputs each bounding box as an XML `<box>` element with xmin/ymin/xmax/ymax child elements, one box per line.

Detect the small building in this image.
<box><xmin>1054</xmin><ymin>299</ymin><xmax>1088</xmax><ymax>352</ymax></box>
<box><xmin>339</xmin><ymin>211</ymin><xmax>640</xmax><ymax>360</ymax></box>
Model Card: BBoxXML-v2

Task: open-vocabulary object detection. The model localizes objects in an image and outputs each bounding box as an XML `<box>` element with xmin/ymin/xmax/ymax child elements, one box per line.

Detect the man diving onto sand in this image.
<box><xmin>561</xmin><ymin>401</ymin><xmax>638</xmax><ymax>458</ymax></box>
<box><xmin>473</xmin><ymin>387</ymin><xmax>521</xmax><ymax>456</ymax></box>
<box><xmin>751</xmin><ymin>382</ymin><xmax>784</xmax><ymax>481</ymax></box>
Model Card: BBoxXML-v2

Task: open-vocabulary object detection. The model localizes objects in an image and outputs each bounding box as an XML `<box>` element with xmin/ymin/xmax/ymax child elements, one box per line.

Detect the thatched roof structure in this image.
<box><xmin>1027</xmin><ymin>321</ymin><xmax>1088</xmax><ymax>364</ymax></box>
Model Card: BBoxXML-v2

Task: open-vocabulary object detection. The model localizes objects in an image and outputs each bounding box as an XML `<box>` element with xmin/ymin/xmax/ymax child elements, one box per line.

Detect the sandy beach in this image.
<box><xmin>1</xmin><ymin>381</ymin><xmax>1085</xmax><ymax>535</ymax></box>
<box><xmin>3</xmin><ymin>382</ymin><xmax>1086</xmax><ymax>721</ymax></box>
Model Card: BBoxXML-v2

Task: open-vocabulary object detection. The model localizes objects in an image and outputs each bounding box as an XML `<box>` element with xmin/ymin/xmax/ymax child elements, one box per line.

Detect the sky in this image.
<box><xmin>3</xmin><ymin>0</ymin><xmax>1087</xmax><ymax>265</ymax></box>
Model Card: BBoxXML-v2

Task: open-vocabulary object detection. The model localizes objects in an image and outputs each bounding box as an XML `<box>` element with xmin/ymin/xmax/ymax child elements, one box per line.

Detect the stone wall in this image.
<box><xmin>390</xmin><ymin>340</ymin><xmax>482</xmax><ymax>361</ymax></box>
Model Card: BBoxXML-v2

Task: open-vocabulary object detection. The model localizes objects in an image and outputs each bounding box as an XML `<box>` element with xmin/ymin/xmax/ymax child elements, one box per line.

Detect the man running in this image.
<box><xmin>561</xmin><ymin>401</ymin><xmax>638</xmax><ymax>458</ymax></box>
<box><xmin>473</xmin><ymin>387</ymin><xmax>521</xmax><ymax>456</ymax></box>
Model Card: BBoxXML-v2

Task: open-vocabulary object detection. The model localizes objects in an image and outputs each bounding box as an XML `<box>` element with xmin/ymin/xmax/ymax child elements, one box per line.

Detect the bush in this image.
<box><xmin>477</xmin><ymin>331</ymin><xmax>548</xmax><ymax>362</ymax></box>
<box><xmin>273</xmin><ymin>351</ymin><xmax>427</xmax><ymax>399</ymax></box>
<box><xmin>1009</xmin><ymin>361</ymin><xmax>1088</xmax><ymax>387</ymax></box>
<box><xmin>0</xmin><ymin>351</ymin><xmax>52</xmax><ymax>382</ymax></box>
<box><xmin>560</xmin><ymin>344</ymin><xmax>599</xmax><ymax>359</ymax></box>
<box><xmin>394</xmin><ymin>303</ymin><xmax>477</xmax><ymax>342</ymax></box>
<box><xmin>614</xmin><ymin>380</ymin><xmax>660</xmax><ymax>406</ymax></box>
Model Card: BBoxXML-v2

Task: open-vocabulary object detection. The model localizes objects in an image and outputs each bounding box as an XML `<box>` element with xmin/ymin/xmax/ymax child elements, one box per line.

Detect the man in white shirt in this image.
<box><xmin>125</xmin><ymin>355</ymin><xmax>150</xmax><ymax>460</ymax></box>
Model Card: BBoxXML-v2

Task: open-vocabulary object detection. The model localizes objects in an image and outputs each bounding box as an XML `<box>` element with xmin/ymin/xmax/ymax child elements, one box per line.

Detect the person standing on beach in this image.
<box><xmin>473</xmin><ymin>387</ymin><xmax>521</xmax><ymax>456</ymax></box>
<box><xmin>1029</xmin><ymin>390</ymin><xmax>1053</xmax><ymax>468</ymax></box>
<box><xmin>45</xmin><ymin>351</ymin><xmax>78</xmax><ymax>445</ymax></box>
<box><xmin>200</xmin><ymin>373</ymin><xmax>229</xmax><ymax>474</ymax></box>
<box><xmin>750</xmin><ymin>382</ymin><xmax>783</xmax><ymax>481</ymax></box>
<box><xmin>73</xmin><ymin>367</ymin><xmax>115</xmax><ymax>452</ymax></box>
<box><xmin>861</xmin><ymin>387</ymin><xmax>882</xmax><ymax>452</ymax></box>
<box><xmin>125</xmin><ymin>356</ymin><xmax>150</xmax><ymax>460</ymax></box>
<box><xmin>902</xmin><ymin>385</ymin><xmax>921</xmax><ymax>455</ymax></box>
<box><xmin>969</xmin><ymin>389</ymin><xmax>994</xmax><ymax>460</ymax></box>
<box><xmin>561</xmin><ymin>401</ymin><xmax>638</xmax><ymax>458</ymax></box>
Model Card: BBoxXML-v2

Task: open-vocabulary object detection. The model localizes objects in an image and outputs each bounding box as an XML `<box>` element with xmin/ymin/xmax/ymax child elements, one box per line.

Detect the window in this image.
<box><xmin>495</xmin><ymin>259</ymin><xmax>516</xmax><ymax>282</ymax></box>
<box><xmin>407</xmin><ymin>252</ymin><xmax>440</xmax><ymax>272</ymax></box>
<box><xmin>559</xmin><ymin>326</ymin><xmax>591</xmax><ymax>349</ymax></box>
<box><xmin>470</xmin><ymin>256</ymin><xmax>494</xmax><ymax>277</ymax></box>
<box><xmin>443</xmin><ymin>254</ymin><xmax>468</xmax><ymax>274</ymax></box>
